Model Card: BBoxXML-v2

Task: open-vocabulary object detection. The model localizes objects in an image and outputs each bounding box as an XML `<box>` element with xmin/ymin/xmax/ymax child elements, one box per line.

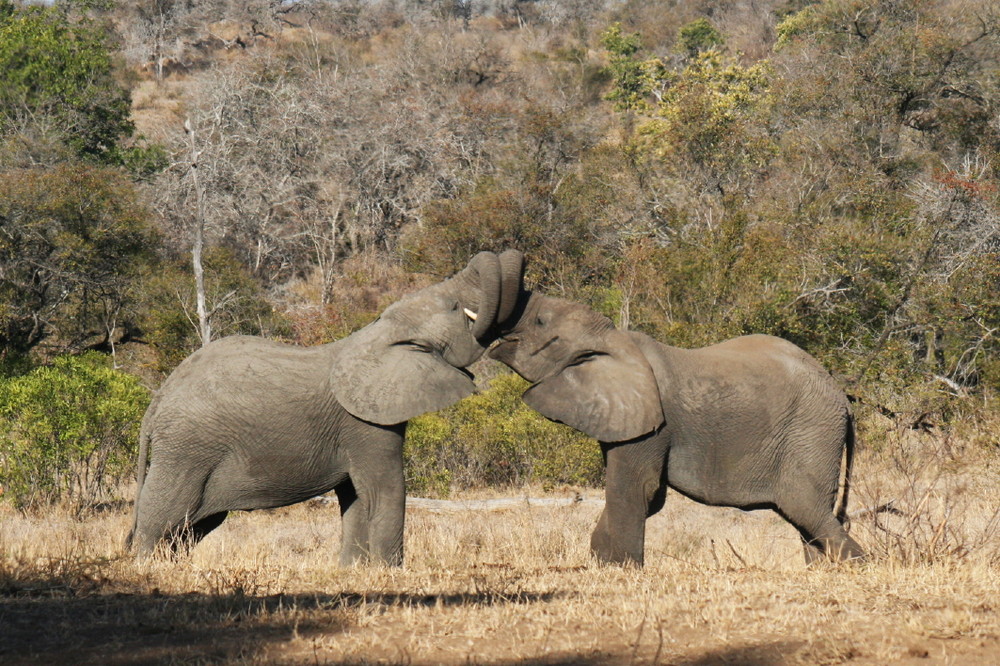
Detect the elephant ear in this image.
<box><xmin>330</xmin><ymin>335</ymin><xmax>476</xmax><ymax>426</ymax></box>
<box><xmin>523</xmin><ymin>331</ymin><xmax>663</xmax><ymax>442</ymax></box>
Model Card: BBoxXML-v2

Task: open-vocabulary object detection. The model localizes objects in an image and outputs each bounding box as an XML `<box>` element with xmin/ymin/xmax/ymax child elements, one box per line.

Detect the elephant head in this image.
<box><xmin>331</xmin><ymin>250</ymin><xmax>525</xmax><ymax>425</ymax></box>
<box><xmin>490</xmin><ymin>292</ymin><xmax>663</xmax><ymax>442</ymax></box>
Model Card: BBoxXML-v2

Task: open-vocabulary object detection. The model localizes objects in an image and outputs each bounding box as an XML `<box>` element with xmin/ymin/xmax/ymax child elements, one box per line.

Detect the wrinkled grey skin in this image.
<box><xmin>491</xmin><ymin>293</ymin><xmax>865</xmax><ymax>566</ymax></box>
<box><xmin>129</xmin><ymin>250</ymin><xmax>524</xmax><ymax>565</ymax></box>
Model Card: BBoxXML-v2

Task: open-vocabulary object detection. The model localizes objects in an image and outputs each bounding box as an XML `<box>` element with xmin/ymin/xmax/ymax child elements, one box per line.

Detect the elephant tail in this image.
<box><xmin>125</xmin><ymin>412</ymin><xmax>153</xmax><ymax>550</ymax></box>
<box><xmin>835</xmin><ymin>411</ymin><xmax>856</xmax><ymax>530</ymax></box>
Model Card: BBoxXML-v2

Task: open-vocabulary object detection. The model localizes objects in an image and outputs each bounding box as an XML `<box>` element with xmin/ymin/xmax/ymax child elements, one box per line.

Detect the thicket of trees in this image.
<box><xmin>2</xmin><ymin>0</ymin><xmax>998</xmax><ymax>506</ymax></box>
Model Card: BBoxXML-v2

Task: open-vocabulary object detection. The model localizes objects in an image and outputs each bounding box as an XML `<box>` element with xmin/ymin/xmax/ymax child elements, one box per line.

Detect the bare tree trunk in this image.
<box><xmin>154</xmin><ymin>14</ymin><xmax>165</xmax><ymax>84</ymax></box>
<box><xmin>318</xmin><ymin>197</ymin><xmax>342</xmax><ymax>305</ymax></box>
<box><xmin>185</xmin><ymin>117</ymin><xmax>211</xmax><ymax>346</ymax></box>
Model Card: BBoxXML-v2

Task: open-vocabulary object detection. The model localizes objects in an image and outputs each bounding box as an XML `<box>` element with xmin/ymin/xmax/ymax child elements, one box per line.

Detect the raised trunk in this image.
<box><xmin>496</xmin><ymin>249</ymin><xmax>525</xmax><ymax>326</ymax></box>
<box><xmin>461</xmin><ymin>251</ymin><xmax>502</xmax><ymax>339</ymax></box>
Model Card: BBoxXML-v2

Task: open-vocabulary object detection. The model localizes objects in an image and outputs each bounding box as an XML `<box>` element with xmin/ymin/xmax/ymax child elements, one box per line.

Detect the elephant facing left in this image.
<box><xmin>128</xmin><ymin>250</ymin><xmax>525</xmax><ymax>565</ymax></box>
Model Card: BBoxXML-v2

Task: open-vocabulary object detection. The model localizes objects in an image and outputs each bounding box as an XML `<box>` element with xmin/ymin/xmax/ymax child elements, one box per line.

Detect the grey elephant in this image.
<box><xmin>490</xmin><ymin>292</ymin><xmax>865</xmax><ymax>566</ymax></box>
<box><xmin>128</xmin><ymin>250</ymin><xmax>525</xmax><ymax>565</ymax></box>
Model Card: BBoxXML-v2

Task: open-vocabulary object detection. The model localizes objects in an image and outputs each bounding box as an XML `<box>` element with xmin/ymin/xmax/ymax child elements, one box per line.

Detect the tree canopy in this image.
<box><xmin>0</xmin><ymin>3</ymin><xmax>134</xmax><ymax>162</ymax></box>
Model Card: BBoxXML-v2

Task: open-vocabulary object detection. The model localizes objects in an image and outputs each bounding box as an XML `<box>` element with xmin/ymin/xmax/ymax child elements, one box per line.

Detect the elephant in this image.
<box><xmin>128</xmin><ymin>249</ymin><xmax>525</xmax><ymax>565</ymax></box>
<box><xmin>490</xmin><ymin>292</ymin><xmax>866</xmax><ymax>566</ymax></box>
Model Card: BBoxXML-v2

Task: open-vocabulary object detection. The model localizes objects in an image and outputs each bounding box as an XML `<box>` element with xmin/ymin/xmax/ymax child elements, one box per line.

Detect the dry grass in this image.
<box><xmin>2</xmin><ymin>431</ymin><xmax>998</xmax><ymax>665</ymax></box>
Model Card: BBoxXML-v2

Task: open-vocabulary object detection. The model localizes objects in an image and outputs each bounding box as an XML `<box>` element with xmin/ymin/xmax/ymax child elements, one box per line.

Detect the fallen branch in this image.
<box><xmin>310</xmin><ymin>495</ymin><xmax>605</xmax><ymax>513</ymax></box>
<box><xmin>310</xmin><ymin>495</ymin><xmax>906</xmax><ymax>518</ymax></box>
<box><xmin>849</xmin><ymin>499</ymin><xmax>905</xmax><ymax>520</ymax></box>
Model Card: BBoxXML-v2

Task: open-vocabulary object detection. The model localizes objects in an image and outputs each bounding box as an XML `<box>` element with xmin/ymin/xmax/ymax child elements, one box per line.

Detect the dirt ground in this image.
<box><xmin>2</xmin><ymin>461</ymin><xmax>999</xmax><ymax>666</ymax></box>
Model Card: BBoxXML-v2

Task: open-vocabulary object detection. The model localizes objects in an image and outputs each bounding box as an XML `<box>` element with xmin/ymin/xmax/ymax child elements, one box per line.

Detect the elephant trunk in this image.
<box><xmin>462</xmin><ymin>251</ymin><xmax>502</xmax><ymax>339</ymax></box>
<box><xmin>496</xmin><ymin>249</ymin><xmax>526</xmax><ymax>327</ymax></box>
<box><xmin>494</xmin><ymin>287</ymin><xmax>541</xmax><ymax>338</ymax></box>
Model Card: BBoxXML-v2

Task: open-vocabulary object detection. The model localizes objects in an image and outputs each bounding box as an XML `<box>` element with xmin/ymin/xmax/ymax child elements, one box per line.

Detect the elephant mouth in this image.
<box><xmin>488</xmin><ymin>338</ymin><xmax>517</xmax><ymax>360</ymax></box>
<box><xmin>529</xmin><ymin>335</ymin><xmax>559</xmax><ymax>357</ymax></box>
<box><xmin>489</xmin><ymin>337</ymin><xmax>535</xmax><ymax>378</ymax></box>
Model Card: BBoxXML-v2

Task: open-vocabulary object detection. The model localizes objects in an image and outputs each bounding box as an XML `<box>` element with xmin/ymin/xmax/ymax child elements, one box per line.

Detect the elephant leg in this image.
<box><xmin>132</xmin><ymin>463</ymin><xmax>209</xmax><ymax>557</ymax></box>
<box><xmin>338</xmin><ymin>424</ymin><xmax>407</xmax><ymax>567</ymax></box>
<box><xmin>802</xmin><ymin>541</ymin><xmax>823</xmax><ymax>565</ymax></box>
<box><xmin>779</xmin><ymin>507</ymin><xmax>865</xmax><ymax>564</ymax></box>
<box><xmin>591</xmin><ymin>434</ymin><xmax>668</xmax><ymax>567</ymax></box>
<box><xmin>334</xmin><ymin>479</ymin><xmax>369</xmax><ymax>566</ymax></box>
<box><xmin>190</xmin><ymin>512</ymin><xmax>227</xmax><ymax>543</ymax></box>
<box><xmin>164</xmin><ymin>511</ymin><xmax>229</xmax><ymax>556</ymax></box>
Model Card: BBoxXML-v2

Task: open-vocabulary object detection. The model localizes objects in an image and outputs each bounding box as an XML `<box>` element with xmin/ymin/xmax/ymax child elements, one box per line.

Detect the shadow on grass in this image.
<box><xmin>674</xmin><ymin>640</ymin><xmax>805</xmax><ymax>666</ymax></box>
<box><xmin>491</xmin><ymin>640</ymin><xmax>805</xmax><ymax>666</ymax></box>
<box><xmin>0</xmin><ymin>586</ymin><xmax>562</xmax><ymax>665</ymax></box>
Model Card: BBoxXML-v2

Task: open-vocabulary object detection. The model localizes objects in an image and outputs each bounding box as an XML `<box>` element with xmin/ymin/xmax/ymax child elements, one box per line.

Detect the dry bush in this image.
<box><xmin>851</xmin><ymin>418</ymin><xmax>1000</xmax><ymax>566</ymax></box>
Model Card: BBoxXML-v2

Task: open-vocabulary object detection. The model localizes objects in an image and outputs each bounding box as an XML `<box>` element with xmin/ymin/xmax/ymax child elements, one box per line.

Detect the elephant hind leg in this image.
<box><xmin>185</xmin><ymin>512</ymin><xmax>227</xmax><ymax>547</ymax></box>
<box><xmin>780</xmin><ymin>507</ymin><xmax>865</xmax><ymax>564</ymax></box>
<box><xmin>159</xmin><ymin>511</ymin><xmax>228</xmax><ymax>556</ymax></box>
<box><xmin>132</xmin><ymin>465</ymin><xmax>214</xmax><ymax>558</ymax></box>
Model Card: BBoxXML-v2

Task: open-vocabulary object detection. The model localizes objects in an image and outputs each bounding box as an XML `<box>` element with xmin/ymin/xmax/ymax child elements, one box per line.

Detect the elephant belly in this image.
<box><xmin>666</xmin><ymin>437</ymin><xmax>781</xmax><ymax>509</ymax></box>
<box><xmin>202</xmin><ymin>445</ymin><xmax>349</xmax><ymax>513</ymax></box>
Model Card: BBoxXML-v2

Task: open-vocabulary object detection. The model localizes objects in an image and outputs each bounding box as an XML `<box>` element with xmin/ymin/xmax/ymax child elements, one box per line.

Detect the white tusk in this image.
<box><xmin>463</xmin><ymin>308</ymin><xmax>478</xmax><ymax>321</ymax></box>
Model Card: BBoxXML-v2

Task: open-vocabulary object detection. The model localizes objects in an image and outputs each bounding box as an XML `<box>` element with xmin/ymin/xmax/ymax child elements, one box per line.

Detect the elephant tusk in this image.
<box><xmin>464</xmin><ymin>308</ymin><xmax>478</xmax><ymax>321</ymax></box>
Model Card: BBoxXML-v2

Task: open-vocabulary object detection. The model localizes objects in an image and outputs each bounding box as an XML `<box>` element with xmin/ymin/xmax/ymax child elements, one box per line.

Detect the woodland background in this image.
<box><xmin>2</xmin><ymin>0</ymin><xmax>1000</xmax><ymax>510</ymax></box>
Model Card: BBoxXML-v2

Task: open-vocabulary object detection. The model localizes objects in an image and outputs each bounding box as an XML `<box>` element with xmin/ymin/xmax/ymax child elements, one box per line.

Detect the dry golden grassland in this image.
<box><xmin>2</xmin><ymin>427</ymin><xmax>998</xmax><ymax>665</ymax></box>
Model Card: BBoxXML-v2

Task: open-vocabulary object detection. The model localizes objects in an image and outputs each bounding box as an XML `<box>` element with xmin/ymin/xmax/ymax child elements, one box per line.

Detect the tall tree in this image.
<box><xmin>0</xmin><ymin>164</ymin><xmax>158</xmax><ymax>359</ymax></box>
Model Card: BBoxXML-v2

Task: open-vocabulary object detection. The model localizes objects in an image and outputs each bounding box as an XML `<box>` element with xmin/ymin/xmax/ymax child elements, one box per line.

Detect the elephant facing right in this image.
<box><xmin>491</xmin><ymin>291</ymin><xmax>866</xmax><ymax>567</ymax></box>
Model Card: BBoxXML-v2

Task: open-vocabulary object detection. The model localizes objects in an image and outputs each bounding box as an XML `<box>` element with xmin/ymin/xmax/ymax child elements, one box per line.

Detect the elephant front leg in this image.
<box><xmin>591</xmin><ymin>436</ymin><xmax>667</xmax><ymax>567</ymax></box>
<box><xmin>338</xmin><ymin>424</ymin><xmax>407</xmax><ymax>567</ymax></box>
<box><xmin>335</xmin><ymin>479</ymin><xmax>370</xmax><ymax>566</ymax></box>
<box><xmin>364</xmin><ymin>461</ymin><xmax>405</xmax><ymax>566</ymax></box>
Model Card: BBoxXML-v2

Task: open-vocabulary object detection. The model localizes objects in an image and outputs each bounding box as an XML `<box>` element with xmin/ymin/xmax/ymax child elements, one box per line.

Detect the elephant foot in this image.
<box><xmin>590</xmin><ymin>536</ymin><xmax>643</xmax><ymax>568</ymax></box>
<box><xmin>803</xmin><ymin>535</ymin><xmax>866</xmax><ymax>566</ymax></box>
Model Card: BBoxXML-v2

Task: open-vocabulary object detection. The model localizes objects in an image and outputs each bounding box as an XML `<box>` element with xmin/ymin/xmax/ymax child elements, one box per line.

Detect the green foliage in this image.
<box><xmin>637</xmin><ymin>50</ymin><xmax>776</xmax><ymax>197</ymax></box>
<box><xmin>0</xmin><ymin>163</ymin><xmax>158</xmax><ymax>358</ymax></box>
<box><xmin>677</xmin><ymin>18</ymin><xmax>725</xmax><ymax>57</ymax></box>
<box><xmin>0</xmin><ymin>352</ymin><xmax>149</xmax><ymax>510</ymax></box>
<box><xmin>599</xmin><ymin>22</ymin><xmax>657</xmax><ymax>112</ymax></box>
<box><xmin>599</xmin><ymin>22</ymin><xmax>776</xmax><ymax>199</ymax></box>
<box><xmin>774</xmin><ymin>2</ymin><xmax>821</xmax><ymax>49</ymax></box>
<box><xmin>405</xmin><ymin>372</ymin><xmax>602</xmax><ymax>496</ymax></box>
<box><xmin>138</xmin><ymin>248</ymin><xmax>286</xmax><ymax>372</ymax></box>
<box><xmin>599</xmin><ymin>21</ymin><xmax>642</xmax><ymax>58</ymax></box>
<box><xmin>116</xmin><ymin>141</ymin><xmax>170</xmax><ymax>181</ymax></box>
<box><xmin>0</xmin><ymin>5</ymin><xmax>134</xmax><ymax>163</ymax></box>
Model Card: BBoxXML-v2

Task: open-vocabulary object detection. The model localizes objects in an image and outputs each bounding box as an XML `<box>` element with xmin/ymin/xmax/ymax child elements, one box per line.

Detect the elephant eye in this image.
<box><xmin>568</xmin><ymin>350</ymin><xmax>605</xmax><ymax>367</ymax></box>
<box><xmin>536</xmin><ymin>316</ymin><xmax>545</xmax><ymax>326</ymax></box>
<box><xmin>395</xmin><ymin>340</ymin><xmax>434</xmax><ymax>354</ymax></box>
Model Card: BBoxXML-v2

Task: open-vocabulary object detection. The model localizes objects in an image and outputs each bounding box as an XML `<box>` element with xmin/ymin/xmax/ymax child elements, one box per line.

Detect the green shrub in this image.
<box><xmin>677</xmin><ymin>18</ymin><xmax>725</xmax><ymax>57</ymax></box>
<box><xmin>0</xmin><ymin>352</ymin><xmax>149</xmax><ymax>511</ymax></box>
<box><xmin>137</xmin><ymin>248</ymin><xmax>287</xmax><ymax>372</ymax></box>
<box><xmin>405</xmin><ymin>372</ymin><xmax>602</xmax><ymax>496</ymax></box>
